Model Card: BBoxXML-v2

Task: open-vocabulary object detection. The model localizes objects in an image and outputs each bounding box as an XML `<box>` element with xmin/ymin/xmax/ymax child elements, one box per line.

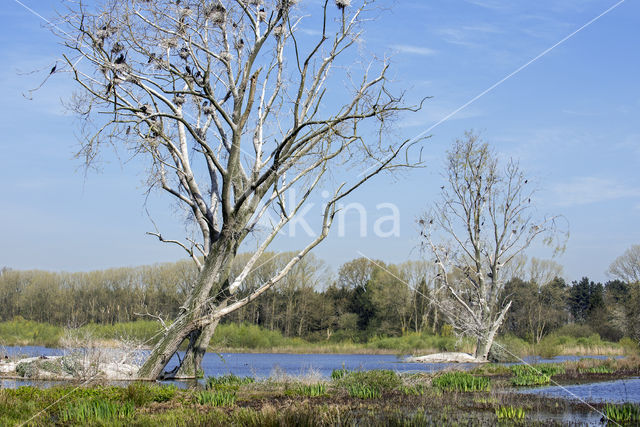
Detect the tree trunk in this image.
<box><xmin>137</xmin><ymin>243</ymin><xmax>236</xmax><ymax>380</ymax></box>
<box><xmin>174</xmin><ymin>319</ymin><xmax>220</xmax><ymax>378</ymax></box>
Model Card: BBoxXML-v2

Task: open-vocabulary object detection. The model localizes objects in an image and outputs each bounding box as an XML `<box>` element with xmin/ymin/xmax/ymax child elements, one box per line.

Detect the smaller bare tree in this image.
<box><xmin>419</xmin><ymin>132</ymin><xmax>566</xmax><ymax>361</ymax></box>
<box><xmin>608</xmin><ymin>244</ymin><xmax>640</xmax><ymax>284</ymax></box>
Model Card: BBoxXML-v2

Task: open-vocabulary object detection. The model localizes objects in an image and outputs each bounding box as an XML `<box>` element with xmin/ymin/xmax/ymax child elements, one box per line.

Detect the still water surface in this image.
<box><xmin>1</xmin><ymin>345</ymin><xmax>635</xmax><ymax>405</ymax></box>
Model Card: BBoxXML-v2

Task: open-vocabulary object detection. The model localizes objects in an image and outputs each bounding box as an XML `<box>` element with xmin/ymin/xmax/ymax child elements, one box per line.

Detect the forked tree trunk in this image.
<box><xmin>137</xmin><ymin>243</ymin><xmax>236</xmax><ymax>380</ymax></box>
<box><xmin>473</xmin><ymin>302</ymin><xmax>512</xmax><ymax>362</ymax></box>
<box><xmin>174</xmin><ymin>319</ymin><xmax>221</xmax><ymax>378</ymax></box>
<box><xmin>175</xmin><ymin>299</ymin><xmax>227</xmax><ymax>378</ymax></box>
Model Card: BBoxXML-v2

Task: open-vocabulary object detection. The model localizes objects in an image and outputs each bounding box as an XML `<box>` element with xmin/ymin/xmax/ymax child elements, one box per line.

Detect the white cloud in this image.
<box><xmin>388</xmin><ymin>44</ymin><xmax>437</xmax><ymax>56</ymax></box>
<box><xmin>553</xmin><ymin>177</ymin><xmax>640</xmax><ymax>207</ymax></box>
<box><xmin>435</xmin><ymin>24</ymin><xmax>502</xmax><ymax>47</ymax></box>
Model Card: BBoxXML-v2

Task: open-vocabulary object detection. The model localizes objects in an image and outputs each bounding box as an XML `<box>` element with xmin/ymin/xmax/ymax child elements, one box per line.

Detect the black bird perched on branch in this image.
<box><xmin>114</xmin><ymin>53</ymin><xmax>126</xmax><ymax>64</ymax></box>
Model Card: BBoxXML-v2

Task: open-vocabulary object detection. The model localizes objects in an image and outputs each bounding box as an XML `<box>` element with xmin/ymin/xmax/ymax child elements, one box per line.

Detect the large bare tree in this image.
<box><xmin>50</xmin><ymin>0</ymin><xmax>423</xmax><ymax>379</ymax></box>
<box><xmin>419</xmin><ymin>132</ymin><xmax>565</xmax><ymax>361</ymax></box>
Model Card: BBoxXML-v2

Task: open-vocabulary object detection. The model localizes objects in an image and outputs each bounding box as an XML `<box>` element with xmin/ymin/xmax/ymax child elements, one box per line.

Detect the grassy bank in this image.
<box><xmin>2</xmin><ymin>361</ymin><xmax>639</xmax><ymax>426</ymax></box>
<box><xmin>1</xmin><ymin>318</ymin><xmax>636</xmax><ymax>357</ymax></box>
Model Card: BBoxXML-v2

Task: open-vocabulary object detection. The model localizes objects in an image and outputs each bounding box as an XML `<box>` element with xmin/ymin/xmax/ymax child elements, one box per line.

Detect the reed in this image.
<box><xmin>603</xmin><ymin>403</ymin><xmax>640</xmax><ymax>423</ymax></box>
<box><xmin>432</xmin><ymin>372</ymin><xmax>490</xmax><ymax>392</ymax></box>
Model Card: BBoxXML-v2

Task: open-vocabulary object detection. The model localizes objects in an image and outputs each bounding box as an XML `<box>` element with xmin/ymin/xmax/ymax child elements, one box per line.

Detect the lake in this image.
<box><xmin>1</xmin><ymin>345</ymin><xmax>634</xmax><ymax>405</ymax></box>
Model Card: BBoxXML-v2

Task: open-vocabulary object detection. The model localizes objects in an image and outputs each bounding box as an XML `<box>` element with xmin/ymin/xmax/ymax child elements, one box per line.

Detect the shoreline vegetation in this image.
<box><xmin>1</xmin><ymin>318</ymin><xmax>636</xmax><ymax>358</ymax></box>
<box><xmin>1</xmin><ymin>360</ymin><xmax>639</xmax><ymax>425</ymax></box>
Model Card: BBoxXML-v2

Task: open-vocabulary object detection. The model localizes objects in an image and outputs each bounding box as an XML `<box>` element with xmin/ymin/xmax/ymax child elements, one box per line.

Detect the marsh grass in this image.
<box><xmin>579</xmin><ymin>365</ymin><xmax>615</xmax><ymax>374</ymax></box>
<box><xmin>59</xmin><ymin>399</ymin><xmax>134</xmax><ymax>423</ymax></box>
<box><xmin>206</xmin><ymin>373</ymin><xmax>255</xmax><ymax>389</ymax></box>
<box><xmin>331</xmin><ymin>367</ymin><xmax>349</xmax><ymax>380</ymax></box>
<box><xmin>432</xmin><ymin>372</ymin><xmax>490</xmax><ymax>392</ymax></box>
<box><xmin>338</xmin><ymin>370</ymin><xmax>401</xmax><ymax>390</ymax></box>
<box><xmin>285</xmin><ymin>383</ymin><xmax>327</xmax><ymax>397</ymax></box>
<box><xmin>495</xmin><ymin>405</ymin><xmax>526</xmax><ymax>421</ymax></box>
<box><xmin>195</xmin><ymin>389</ymin><xmax>237</xmax><ymax>406</ymax></box>
<box><xmin>603</xmin><ymin>403</ymin><xmax>640</xmax><ymax>423</ymax></box>
<box><xmin>399</xmin><ymin>384</ymin><xmax>427</xmax><ymax>396</ymax></box>
<box><xmin>511</xmin><ymin>373</ymin><xmax>551</xmax><ymax>386</ymax></box>
<box><xmin>346</xmin><ymin>383</ymin><xmax>380</xmax><ymax>399</ymax></box>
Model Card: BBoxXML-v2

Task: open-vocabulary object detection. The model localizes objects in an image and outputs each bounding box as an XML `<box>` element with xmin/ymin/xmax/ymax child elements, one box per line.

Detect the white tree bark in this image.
<box><xmin>50</xmin><ymin>0</ymin><xmax>425</xmax><ymax>378</ymax></box>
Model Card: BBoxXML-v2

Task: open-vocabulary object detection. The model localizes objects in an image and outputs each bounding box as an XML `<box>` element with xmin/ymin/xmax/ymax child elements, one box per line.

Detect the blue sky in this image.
<box><xmin>1</xmin><ymin>0</ymin><xmax>638</xmax><ymax>283</ymax></box>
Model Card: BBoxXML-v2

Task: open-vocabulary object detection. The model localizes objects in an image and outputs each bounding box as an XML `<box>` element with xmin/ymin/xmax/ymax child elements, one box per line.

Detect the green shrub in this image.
<box><xmin>432</xmin><ymin>372</ymin><xmax>490</xmax><ymax>392</ymax></box>
<box><xmin>603</xmin><ymin>403</ymin><xmax>640</xmax><ymax>423</ymax></box>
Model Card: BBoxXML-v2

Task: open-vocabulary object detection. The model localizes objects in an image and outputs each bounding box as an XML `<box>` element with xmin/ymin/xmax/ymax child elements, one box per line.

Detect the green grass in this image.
<box><xmin>286</xmin><ymin>383</ymin><xmax>327</xmax><ymax>397</ymax></box>
<box><xmin>603</xmin><ymin>403</ymin><xmax>640</xmax><ymax>423</ymax></box>
<box><xmin>59</xmin><ymin>399</ymin><xmax>134</xmax><ymax>423</ymax></box>
<box><xmin>346</xmin><ymin>383</ymin><xmax>381</xmax><ymax>399</ymax></box>
<box><xmin>495</xmin><ymin>405</ymin><xmax>526</xmax><ymax>421</ymax></box>
<box><xmin>432</xmin><ymin>372</ymin><xmax>490</xmax><ymax>392</ymax></box>
<box><xmin>338</xmin><ymin>370</ymin><xmax>402</xmax><ymax>390</ymax></box>
<box><xmin>0</xmin><ymin>317</ymin><xmax>63</xmax><ymax>347</ymax></box>
<box><xmin>579</xmin><ymin>366</ymin><xmax>615</xmax><ymax>374</ymax></box>
<box><xmin>510</xmin><ymin>364</ymin><xmax>564</xmax><ymax>386</ymax></box>
<box><xmin>511</xmin><ymin>373</ymin><xmax>551</xmax><ymax>386</ymax></box>
<box><xmin>399</xmin><ymin>384</ymin><xmax>427</xmax><ymax>396</ymax></box>
<box><xmin>510</xmin><ymin>363</ymin><xmax>565</xmax><ymax>377</ymax></box>
<box><xmin>331</xmin><ymin>367</ymin><xmax>349</xmax><ymax>380</ymax></box>
<box><xmin>195</xmin><ymin>389</ymin><xmax>237</xmax><ymax>406</ymax></box>
<box><xmin>206</xmin><ymin>373</ymin><xmax>255</xmax><ymax>389</ymax></box>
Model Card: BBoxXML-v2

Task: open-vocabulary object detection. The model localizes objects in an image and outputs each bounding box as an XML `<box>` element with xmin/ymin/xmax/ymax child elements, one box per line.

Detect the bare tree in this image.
<box><xmin>608</xmin><ymin>244</ymin><xmax>640</xmax><ymax>284</ymax></box>
<box><xmin>50</xmin><ymin>0</ymin><xmax>423</xmax><ymax>379</ymax></box>
<box><xmin>419</xmin><ymin>132</ymin><xmax>565</xmax><ymax>361</ymax></box>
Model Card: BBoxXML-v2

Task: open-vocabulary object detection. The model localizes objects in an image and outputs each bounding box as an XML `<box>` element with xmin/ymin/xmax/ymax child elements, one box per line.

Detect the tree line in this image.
<box><xmin>2</xmin><ymin>249</ymin><xmax>639</xmax><ymax>345</ymax></box>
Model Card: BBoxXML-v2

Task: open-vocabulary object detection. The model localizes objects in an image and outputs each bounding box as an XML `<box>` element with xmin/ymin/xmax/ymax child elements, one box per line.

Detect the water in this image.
<box><xmin>1</xmin><ymin>345</ymin><xmax>633</xmax><ymax>404</ymax></box>
<box><xmin>518</xmin><ymin>377</ymin><xmax>640</xmax><ymax>404</ymax></box>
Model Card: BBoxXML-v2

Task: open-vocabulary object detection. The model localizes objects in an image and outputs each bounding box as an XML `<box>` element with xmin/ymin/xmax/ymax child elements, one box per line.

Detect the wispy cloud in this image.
<box><xmin>553</xmin><ymin>177</ymin><xmax>640</xmax><ymax>207</ymax></box>
<box><xmin>435</xmin><ymin>24</ymin><xmax>502</xmax><ymax>47</ymax></box>
<box><xmin>388</xmin><ymin>44</ymin><xmax>437</xmax><ymax>56</ymax></box>
<box><xmin>465</xmin><ymin>0</ymin><xmax>513</xmax><ymax>12</ymax></box>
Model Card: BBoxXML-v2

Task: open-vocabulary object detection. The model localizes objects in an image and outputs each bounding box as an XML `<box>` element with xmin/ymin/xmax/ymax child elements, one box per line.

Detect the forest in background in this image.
<box><xmin>1</xmin><ymin>251</ymin><xmax>639</xmax><ymax>355</ymax></box>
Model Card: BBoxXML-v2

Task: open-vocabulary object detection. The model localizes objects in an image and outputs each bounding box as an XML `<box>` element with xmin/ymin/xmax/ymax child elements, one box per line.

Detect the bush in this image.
<box><xmin>432</xmin><ymin>372</ymin><xmax>490</xmax><ymax>392</ymax></box>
